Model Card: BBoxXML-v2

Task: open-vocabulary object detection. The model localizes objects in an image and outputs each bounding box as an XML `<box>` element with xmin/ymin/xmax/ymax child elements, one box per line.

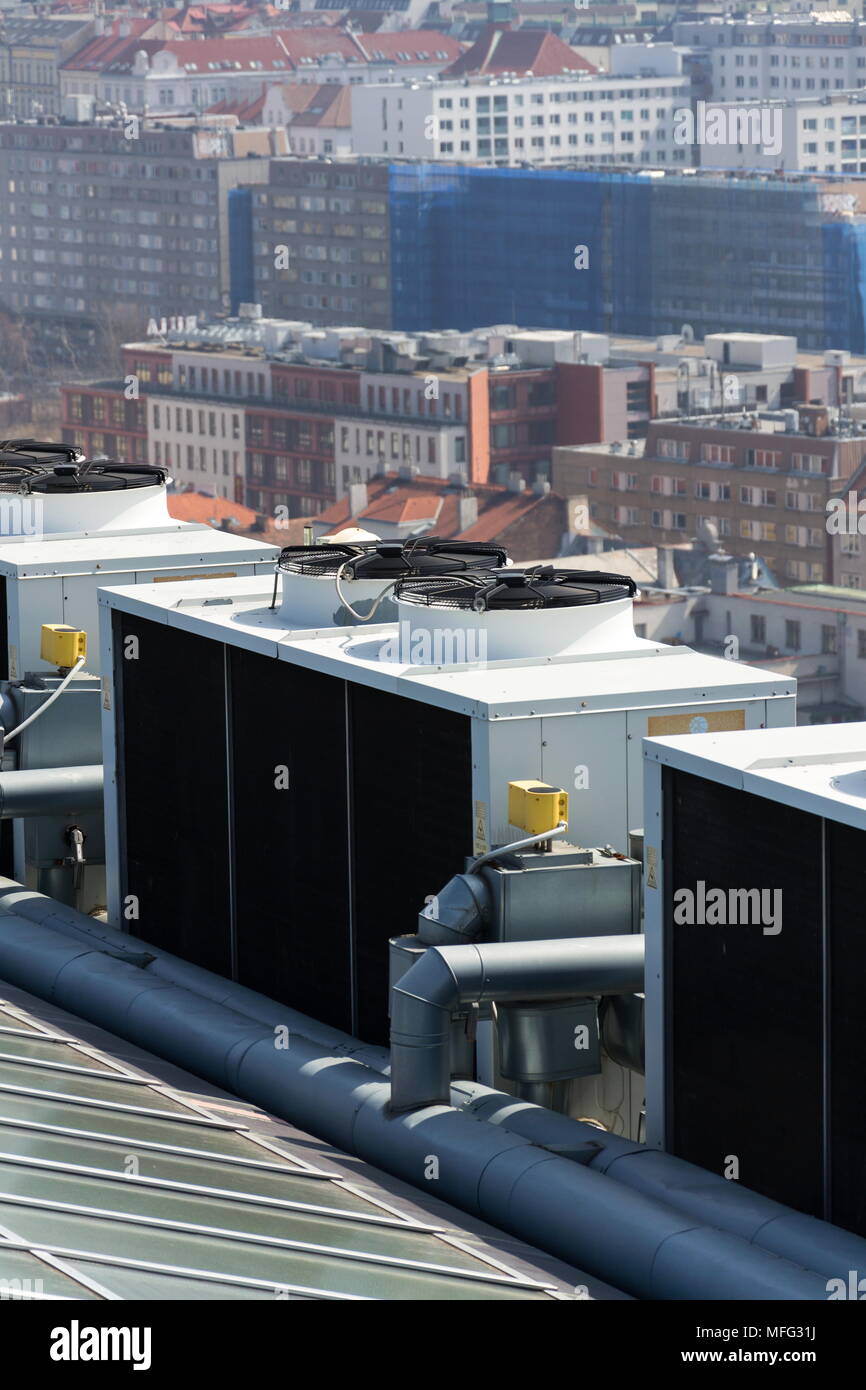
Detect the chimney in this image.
<box><xmin>656</xmin><ymin>545</ymin><xmax>678</xmax><ymax>590</ymax></box>
<box><xmin>709</xmin><ymin>554</ymin><xmax>739</xmax><ymax>596</ymax></box>
<box><xmin>347</xmin><ymin>481</ymin><xmax>368</xmax><ymax>518</ymax></box>
<box><xmin>458</xmin><ymin>494</ymin><xmax>478</xmax><ymax>531</ymax></box>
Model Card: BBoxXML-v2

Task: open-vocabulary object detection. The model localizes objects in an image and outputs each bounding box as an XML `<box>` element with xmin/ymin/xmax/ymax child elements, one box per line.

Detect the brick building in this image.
<box><xmin>59</xmin><ymin>314</ymin><xmax>659</xmax><ymax>518</ymax></box>
<box><xmin>553</xmin><ymin>406</ymin><xmax>866</xmax><ymax>585</ymax></box>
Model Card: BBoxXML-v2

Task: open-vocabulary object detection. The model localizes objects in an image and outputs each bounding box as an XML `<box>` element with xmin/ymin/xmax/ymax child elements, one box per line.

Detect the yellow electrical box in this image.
<box><xmin>508</xmin><ymin>780</ymin><xmax>568</xmax><ymax>835</ymax></box>
<box><xmin>40</xmin><ymin>624</ymin><xmax>87</xmax><ymax>669</ymax></box>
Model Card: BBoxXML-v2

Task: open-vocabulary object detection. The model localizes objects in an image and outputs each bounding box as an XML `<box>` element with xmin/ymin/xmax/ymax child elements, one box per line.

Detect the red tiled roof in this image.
<box><xmin>167</xmin><ymin>491</ymin><xmax>258</xmax><ymax>528</ymax></box>
<box><xmin>289</xmin><ymin>83</ymin><xmax>352</xmax><ymax>128</ymax></box>
<box><xmin>317</xmin><ymin>472</ymin><xmax>551</xmax><ymax>547</ymax></box>
<box><xmin>206</xmin><ymin>86</ymin><xmax>268</xmax><ymax>121</ymax></box>
<box><xmin>442</xmin><ymin>25</ymin><xmax>595</xmax><ymax>78</ymax></box>
<box><xmin>352</xmin><ymin>31</ymin><xmax>463</xmax><ymax>62</ymax></box>
<box><xmin>59</xmin><ymin>23</ymin><xmax>155</xmax><ymax>73</ymax></box>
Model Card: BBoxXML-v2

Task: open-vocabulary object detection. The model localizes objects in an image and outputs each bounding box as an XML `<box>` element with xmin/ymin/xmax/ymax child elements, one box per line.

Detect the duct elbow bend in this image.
<box><xmin>389</xmin><ymin>944</ymin><xmax>482</xmax><ymax>1114</ymax></box>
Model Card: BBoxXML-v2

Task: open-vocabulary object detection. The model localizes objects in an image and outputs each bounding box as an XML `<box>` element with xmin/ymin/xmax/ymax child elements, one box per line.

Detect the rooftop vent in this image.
<box><xmin>392</xmin><ymin>567</ymin><xmax>643</xmax><ymax>662</ymax></box>
<box><xmin>0</xmin><ymin>440</ymin><xmax>172</xmax><ymax>535</ymax></box>
<box><xmin>276</xmin><ymin>537</ymin><xmax>508</xmax><ymax>627</ymax></box>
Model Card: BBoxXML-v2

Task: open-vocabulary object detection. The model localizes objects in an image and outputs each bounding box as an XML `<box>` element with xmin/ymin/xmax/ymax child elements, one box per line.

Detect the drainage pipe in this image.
<box><xmin>0</xmin><ymin>906</ymin><xmax>833</xmax><ymax>1300</ymax></box>
<box><xmin>0</xmin><ymin>765</ymin><xmax>103</xmax><ymax>818</ymax></box>
<box><xmin>390</xmin><ymin>936</ymin><xmax>644</xmax><ymax>1112</ymax></box>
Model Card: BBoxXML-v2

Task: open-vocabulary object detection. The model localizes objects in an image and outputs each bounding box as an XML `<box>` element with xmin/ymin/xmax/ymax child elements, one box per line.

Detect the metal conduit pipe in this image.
<box><xmin>0</xmin><ymin>765</ymin><xmax>104</xmax><ymax>818</ymax></box>
<box><xmin>450</xmin><ymin>1082</ymin><xmax>866</xmax><ymax>1286</ymax></box>
<box><xmin>390</xmin><ymin>935</ymin><xmax>645</xmax><ymax>1113</ymax></box>
<box><xmin>0</xmin><ymin>876</ymin><xmax>388</xmax><ymax>1072</ymax></box>
<box><xmin>0</xmin><ymin>907</ymin><xmax>833</xmax><ymax>1300</ymax></box>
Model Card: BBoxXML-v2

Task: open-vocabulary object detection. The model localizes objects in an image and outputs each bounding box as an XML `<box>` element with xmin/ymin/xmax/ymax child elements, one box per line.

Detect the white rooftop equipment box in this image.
<box><xmin>0</xmin><ymin>443</ymin><xmax>276</xmax><ymax>679</ymax></box>
<box><xmin>99</xmin><ymin>560</ymin><xmax>796</xmax><ymax>1049</ymax></box>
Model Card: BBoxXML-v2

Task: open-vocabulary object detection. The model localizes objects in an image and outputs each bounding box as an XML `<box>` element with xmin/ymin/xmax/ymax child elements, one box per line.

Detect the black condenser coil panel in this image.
<box><xmin>115</xmin><ymin>611</ymin><xmax>232</xmax><ymax>977</ymax></box>
<box><xmin>826</xmin><ymin>819</ymin><xmax>866</xmax><ymax>1238</ymax></box>
<box><xmin>229</xmin><ymin>647</ymin><xmax>352</xmax><ymax>1034</ymax></box>
<box><xmin>349</xmin><ymin>684</ymin><xmax>473</xmax><ymax>1044</ymax></box>
<box><xmin>664</xmin><ymin>767</ymin><xmax>824</xmax><ymax>1217</ymax></box>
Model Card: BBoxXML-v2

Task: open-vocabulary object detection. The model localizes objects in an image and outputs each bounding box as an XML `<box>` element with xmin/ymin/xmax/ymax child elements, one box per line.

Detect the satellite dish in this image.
<box><xmin>681</xmin><ymin>323</ymin><xmax>695</xmax><ymax>343</ymax></box>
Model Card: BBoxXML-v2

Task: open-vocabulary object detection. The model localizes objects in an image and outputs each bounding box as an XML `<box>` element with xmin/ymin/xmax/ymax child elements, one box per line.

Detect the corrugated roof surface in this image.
<box><xmin>0</xmin><ymin>990</ymin><xmax>616</xmax><ymax>1302</ymax></box>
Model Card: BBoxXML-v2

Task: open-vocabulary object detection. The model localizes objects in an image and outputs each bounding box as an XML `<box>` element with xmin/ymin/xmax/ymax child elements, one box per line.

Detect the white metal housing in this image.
<box><xmin>97</xmin><ymin>572</ymin><xmax>797</xmax><ymax>1137</ymax></box>
<box><xmin>0</xmin><ymin>521</ymin><xmax>276</xmax><ymax>678</ymax></box>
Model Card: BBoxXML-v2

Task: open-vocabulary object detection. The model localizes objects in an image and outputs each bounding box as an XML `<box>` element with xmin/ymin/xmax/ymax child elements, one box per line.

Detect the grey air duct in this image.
<box><xmin>390</xmin><ymin>936</ymin><xmax>645</xmax><ymax>1112</ymax></box>
<box><xmin>0</xmin><ymin>765</ymin><xmax>103</xmax><ymax>818</ymax></box>
<box><xmin>0</xmin><ymin>876</ymin><xmax>861</xmax><ymax>1300</ymax></box>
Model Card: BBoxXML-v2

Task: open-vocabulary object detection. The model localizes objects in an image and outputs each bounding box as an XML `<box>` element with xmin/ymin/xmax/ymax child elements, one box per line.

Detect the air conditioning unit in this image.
<box><xmin>643</xmin><ymin>721</ymin><xmax>866</xmax><ymax>1238</ymax></box>
<box><xmin>0</xmin><ymin>443</ymin><xmax>276</xmax><ymax>679</ymax></box>
<box><xmin>0</xmin><ymin>442</ymin><xmax>276</xmax><ymax>911</ymax></box>
<box><xmin>100</xmin><ymin>559</ymin><xmax>796</xmax><ymax>1048</ymax></box>
<box><xmin>276</xmin><ymin>537</ymin><xmax>507</xmax><ymax>627</ymax></box>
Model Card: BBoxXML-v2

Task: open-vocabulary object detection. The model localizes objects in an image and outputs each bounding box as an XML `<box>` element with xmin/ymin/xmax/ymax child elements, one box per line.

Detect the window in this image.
<box><xmin>750</xmin><ymin>615</ymin><xmax>766</xmax><ymax>645</ymax></box>
<box><xmin>785</xmin><ymin>620</ymin><xmax>801</xmax><ymax>652</ymax></box>
<box><xmin>822</xmin><ymin>624</ymin><xmax>837</xmax><ymax>655</ymax></box>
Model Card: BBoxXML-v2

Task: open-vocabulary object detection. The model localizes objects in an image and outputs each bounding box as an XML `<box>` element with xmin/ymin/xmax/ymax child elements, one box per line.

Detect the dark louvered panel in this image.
<box><xmin>826</xmin><ymin>819</ymin><xmax>866</xmax><ymax>1237</ymax></box>
<box><xmin>114</xmin><ymin>611</ymin><xmax>232</xmax><ymax>976</ymax></box>
<box><xmin>229</xmin><ymin>648</ymin><xmax>352</xmax><ymax>1033</ymax></box>
<box><xmin>0</xmin><ymin>577</ymin><xmax>8</xmax><ymax>682</ymax></box>
<box><xmin>665</xmin><ymin>767</ymin><xmax>824</xmax><ymax>1217</ymax></box>
<box><xmin>349</xmin><ymin>684</ymin><xmax>472</xmax><ymax>1044</ymax></box>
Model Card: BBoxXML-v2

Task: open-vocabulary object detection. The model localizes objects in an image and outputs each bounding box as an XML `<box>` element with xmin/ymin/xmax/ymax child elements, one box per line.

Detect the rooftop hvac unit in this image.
<box><xmin>0</xmin><ymin>441</ymin><xmax>276</xmax><ymax>912</ymax></box>
<box><xmin>643</xmin><ymin>722</ymin><xmax>866</xmax><ymax>1238</ymax></box>
<box><xmin>99</xmin><ymin>569</ymin><xmax>795</xmax><ymax>1046</ymax></box>
<box><xmin>0</xmin><ymin>442</ymin><xmax>276</xmax><ymax>679</ymax></box>
<box><xmin>276</xmin><ymin>537</ymin><xmax>508</xmax><ymax>627</ymax></box>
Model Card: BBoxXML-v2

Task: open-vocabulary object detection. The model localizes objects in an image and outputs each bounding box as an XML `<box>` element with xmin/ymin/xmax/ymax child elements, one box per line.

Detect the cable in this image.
<box><xmin>2</xmin><ymin>657</ymin><xmax>86</xmax><ymax>744</ymax></box>
<box><xmin>467</xmin><ymin>821</ymin><xmax>569</xmax><ymax>875</ymax></box>
<box><xmin>334</xmin><ymin>563</ymin><xmax>399</xmax><ymax>623</ymax></box>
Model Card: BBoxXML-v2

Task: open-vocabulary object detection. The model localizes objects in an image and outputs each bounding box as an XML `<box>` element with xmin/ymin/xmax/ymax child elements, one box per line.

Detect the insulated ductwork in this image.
<box><xmin>0</xmin><ymin>765</ymin><xmax>103</xmax><ymax>818</ymax></box>
<box><xmin>0</xmin><ymin>441</ymin><xmax>173</xmax><ymax>535</ymax></box>
<box><xmin>0</xmin><ymin>876</ymin><xmax>854</xmax><ymax>1301</ymax></box>
<box><xmin>276</xmin><ymin>536</ymin><xmax>508</xmax><ymax>627</ymax></box>
<box><xmin>390</xmin><ymin>935</ymin><xmax>645</xmax><ymax>1112</ymax></box>
<box><xmin>392</xmin><ymin>568</ymin><xmax>645</xmax><ymax>662</ymax></box>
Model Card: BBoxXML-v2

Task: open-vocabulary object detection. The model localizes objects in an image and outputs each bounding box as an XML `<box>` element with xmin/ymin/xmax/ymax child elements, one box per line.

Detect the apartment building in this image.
<box><xmin>350</xmin><ymin>47</ymin><xmax>690</xmax><ymax>166</ymax></box>
<box><xmin>58</xmin><ymin>312</ymin><xmax>663</xmax><ymax>516</ymax></box>
<box><xmin>61</xmin><ymin>381</ymin><xmax>150</xmax><ymax>466</ymax></box>
<box><xmin>673</xmin><ymin>16</ymin><xmax>866</xmax><ymax>105</ymax></box>
<box><xmin>60</xmin><ymin>29</ymin><xmax>463</xmax><ymax>115</ymax></box>
<box><xmin>0</xmin><ymin>119</ymin><xmax>284</xmax><ymax>327</ymax></box>
<box><xmin>379</xmin><ymin>163</ymin><xmax>866</xmax><ymax>351</ymax></box>
<box><xmin>697</xmin><ymin>91</ymin><xmax>866</xmax><ymax>173</ymax></box>
<box><xmin>0</xmin><ymin>14</ymin><xmax>94</xmax><ymax>118</ymax></box>
<box><xmin>552</xmin><ymin>406</ymin><xmax>866</xmax><ymax>584</ymax></box>
<box><xmin>242</xmin><ymin>158</ymin><xmax>392</xmax><ymax>328</ymax></box>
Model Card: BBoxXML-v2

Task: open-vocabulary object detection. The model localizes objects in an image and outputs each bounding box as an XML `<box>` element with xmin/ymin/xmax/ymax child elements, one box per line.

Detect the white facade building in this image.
<box><xmin>673</xmin><ymin>17</ymin><xmax>866</xmax><ymax>106</ymax></box>
<box><xmin>148</xmin><ymin>395</ymin><xmax>246</xmax><ymax>498</ymax></box>
<box><xmin>351</xmin><ymin>56</ymin><xmax>691</xmax><ymax>166</ymax></box>
<box><xmin>334</xmin><ymin>369</ymin><xmax>471</xmax><ymax>497</ymax></box>
<box><xmin>696</xmin><ymin>90</ymin><xmax>866</xmax><ymax>173</ymax></box>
